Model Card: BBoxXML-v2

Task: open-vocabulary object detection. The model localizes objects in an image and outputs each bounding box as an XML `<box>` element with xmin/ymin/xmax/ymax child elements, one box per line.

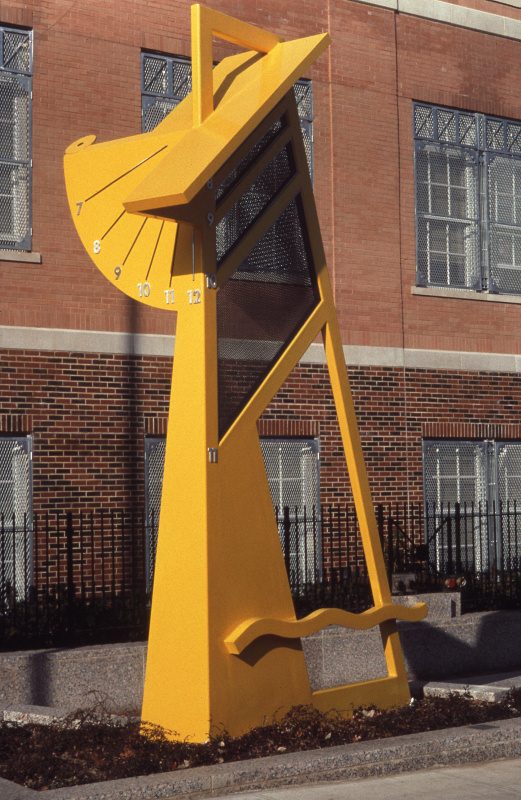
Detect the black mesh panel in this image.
<box><xmin>216</xmin><ymin>144</ymin><xmax>292</xmax><ymax>264</ymax></box>
<box><xmin>217</xmin><ymin>197</ymin><xmax>318</xmax><ymax>437</ymax></box>
<box><xmin>216</xmin><ymin>119</ymin><xmax>284</xmax><ymax>202</ymax></box>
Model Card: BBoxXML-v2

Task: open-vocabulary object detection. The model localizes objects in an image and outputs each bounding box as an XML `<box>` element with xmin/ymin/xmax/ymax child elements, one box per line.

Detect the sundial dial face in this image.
<box><xmin>65</xmin><ymin>132</ymin><xmax>193</xmax><ymax>312</ymax></box>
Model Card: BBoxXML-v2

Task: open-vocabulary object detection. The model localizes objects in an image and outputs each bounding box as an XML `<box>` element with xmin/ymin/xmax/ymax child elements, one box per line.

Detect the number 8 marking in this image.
<box><xmin>93</xmin><ymin>240</ymin><xmax>101</xmax><ymax>254</ymax></box>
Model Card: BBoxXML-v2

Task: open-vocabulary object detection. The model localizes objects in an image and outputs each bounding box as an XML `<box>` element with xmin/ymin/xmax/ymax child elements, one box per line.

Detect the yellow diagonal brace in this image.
<box><xmin>220</xmin><ymin>301</ymin><xmax>328</xmax><ymax>445</ymax></box>
<box><xmin>216</xmin><ymin>173</ymin><xmax>301</xmax><ymax>287</ymax></box>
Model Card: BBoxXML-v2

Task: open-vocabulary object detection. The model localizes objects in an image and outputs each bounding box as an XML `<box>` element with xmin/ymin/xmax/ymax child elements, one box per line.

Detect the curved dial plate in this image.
<box><xmin>64</xmin><ymin>131</ymin><xmax>191</xmax><ymax>311</ymax></box>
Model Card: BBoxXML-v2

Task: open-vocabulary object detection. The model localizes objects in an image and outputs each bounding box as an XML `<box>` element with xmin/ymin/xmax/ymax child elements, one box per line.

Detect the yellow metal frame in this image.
<box><xmin>64</xmin><ymin>4</ymin><xmax>426</xmax><ymax>742</ymax></box>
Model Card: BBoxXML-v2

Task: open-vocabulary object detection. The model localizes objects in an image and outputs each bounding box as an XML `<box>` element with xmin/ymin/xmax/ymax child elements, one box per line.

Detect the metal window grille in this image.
<box><xmin>423</xmin><ymin>439</ymin><xmax>521</xmax><ymax>571</ymax></box>
<box><xmin>143</xmin><ymin>435</ymin><xmax>321</xmax><ymax>588</ymax></box>
<box><xmin>293</xmin><ymin>79</ymin><xmax>313</xmax><ymax>180</ymax></box>
<box><xmin>261</xmin><ymin>438</ymin><xmax>321</xmax><ymax>584</ymax></box>
<box><xmin>0</xmin><ymin>27</ymin><xmax>31</xmax><ymax>251</ymax></box>
<box><xmin>144</xmin><ymin>436</ymin><xmax>165</xmax><ymax>591</ymax></box>
<box><xmin>414</xmin><ymin>103</ymin><xmax>521</xmax><ymax>295</ymax></box>
<box><xmin>141</xmin><ymin>53</ymin><xmax>192</xmax><ymax>133</ymax></box>
<box><xmin>140</xmin><ymin>53</ymin><xmax>313</xmax><ymax>178</ymax></box>
<box><xmin>216</xmin><ymin>176</ymin><xmax>319</xmax><ymax>437</ymax></box>
<box><xmin>0</xmin><ymin>436</ymin><xmax>32</xmax><ymax>601</ymax></box>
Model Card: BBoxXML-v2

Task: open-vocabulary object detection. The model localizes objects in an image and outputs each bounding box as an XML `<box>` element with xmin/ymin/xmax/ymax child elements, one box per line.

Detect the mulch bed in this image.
<box><xmin>2</xmin><ymin>691</ymin><xmax>521</xmax><ymax>791</ymax></box>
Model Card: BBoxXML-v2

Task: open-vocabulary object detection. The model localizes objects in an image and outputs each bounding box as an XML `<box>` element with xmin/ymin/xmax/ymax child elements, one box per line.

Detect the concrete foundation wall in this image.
<box><xmin>2</xmin><ymin>605</ymin><xmax>521</xmax><ymax>714</ymax></box>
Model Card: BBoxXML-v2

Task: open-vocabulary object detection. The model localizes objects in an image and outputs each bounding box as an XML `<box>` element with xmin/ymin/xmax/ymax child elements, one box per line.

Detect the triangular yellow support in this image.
<box><xmin>64</xmin><ymin>4</ymin><xmax>426</xmax><ymax>742</ymax></box>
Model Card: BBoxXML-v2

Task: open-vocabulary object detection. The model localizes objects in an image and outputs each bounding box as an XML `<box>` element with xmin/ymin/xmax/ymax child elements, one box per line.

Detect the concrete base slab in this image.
<box><xmin>420</xmin><ymin>670</ymin><xmax>521</xmax><ymax>703</ymax></box>
<box><xmin>1</xmin><ymin>704</ymin><xmax>71</xmax><ymax>726</ymax></box>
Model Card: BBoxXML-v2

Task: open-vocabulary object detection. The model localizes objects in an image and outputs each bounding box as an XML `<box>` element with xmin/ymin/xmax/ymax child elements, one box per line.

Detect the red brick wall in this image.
<box><xmin>4</xmin><ymin>348</ymin><xmax>521</xmax><ymax>512</ymax></box>
<box><xmin>4</xmin><ymin>346</ymin><xmax>521</xmax><ymax>589</ymax></box>
<box><xmin>2</xmin><ymin>1</ymin><xmax>521</xmax><ymax>354</ymax></box>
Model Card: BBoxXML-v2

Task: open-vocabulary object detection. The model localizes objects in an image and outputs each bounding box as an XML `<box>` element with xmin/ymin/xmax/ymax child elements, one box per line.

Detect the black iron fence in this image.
<box><xmin>2</xmin><ymin>502</ymin><xmax>521</xmax><ymax>650</ymax></box>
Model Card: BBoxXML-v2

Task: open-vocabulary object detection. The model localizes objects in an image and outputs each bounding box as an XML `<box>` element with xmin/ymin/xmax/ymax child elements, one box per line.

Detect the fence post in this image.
<box><xmin>283</xmin><ymin>506</ymin><xmax>291</xmax><ymax>581</ymax></box>
<box><xmin>446</xmin><ymin>507</ymin><xmax>453</xmax><ymax>574</ymax></box>
<box><xmin>387</xmin><ymin>508</ymin><xmax>394</xmax><ymax>580</ymax></box>
<box><xmin>66</xmin><ymin>511</ymin><xmax>75</xmax><ymax>625</ymax></box>
<box><xmin>455</xmin><ymin>502</ymin><xmax>462</xmax><ymax>574</ymax></box>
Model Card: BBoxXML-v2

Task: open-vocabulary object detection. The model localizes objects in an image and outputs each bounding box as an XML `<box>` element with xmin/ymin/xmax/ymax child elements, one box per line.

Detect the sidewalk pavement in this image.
<box><xmin>205</xmin><ymin>756</ymin><xmax>521</xmax><ymax>800</ymax></box>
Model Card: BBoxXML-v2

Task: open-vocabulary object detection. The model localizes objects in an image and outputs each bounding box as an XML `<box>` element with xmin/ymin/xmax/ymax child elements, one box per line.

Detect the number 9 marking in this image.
<box><xmin>114</xmin><ymin>266</ymin><xmax>122</xmax><ymax>280</ymax></box>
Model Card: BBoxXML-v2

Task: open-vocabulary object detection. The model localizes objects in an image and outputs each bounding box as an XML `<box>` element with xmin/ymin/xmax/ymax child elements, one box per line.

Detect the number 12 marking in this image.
<box><xmin>187</xmin><ymin>289</ymin><xmax>201</xmax><ymax>304</ymax></box>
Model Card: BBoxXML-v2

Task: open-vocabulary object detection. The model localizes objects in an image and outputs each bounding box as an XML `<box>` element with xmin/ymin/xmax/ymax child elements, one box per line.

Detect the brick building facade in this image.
<box><xmin>3</xmin><ymin>0</ymin><xmax>521</xmax><ymax>586</ymax></box>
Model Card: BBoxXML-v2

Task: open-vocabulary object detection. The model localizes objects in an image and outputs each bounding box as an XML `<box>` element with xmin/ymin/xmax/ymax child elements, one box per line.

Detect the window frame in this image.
<box><xmin>422</xmin><ymin>438</ymin><xmax>521</xmax><ymax>572</ymax></box>
<box><xmin>0</xmin><ymin>434</ymin><xmax>33</xmax><ymax>598</ymax></box>
<box><xmin>260</xmin><ymin>436</ymin><xmax>322</xmax><ymax>585</ymax></box>
<box><xmin>144</xmin><ymin>435</ymin><xmax>165</xmax><ymax>593</ymax></box>
<box><xmin>0</xmin><ymin>25</ymin><xmax>32</xmax><ymax>252</ymax></box>
<box><xmin>141</xmin><ymin>51</ymin><xmax>192</xmax><ymax>134</ymax></box>
<box><xmin>143</xmin><ymin>434</ymin><xmax>322</xmax><ymax>589</ymax></box>
<box><xmin>414</xmin><ymin>102</ymin><xmax>521</xmax><ymax>296</ymax></box>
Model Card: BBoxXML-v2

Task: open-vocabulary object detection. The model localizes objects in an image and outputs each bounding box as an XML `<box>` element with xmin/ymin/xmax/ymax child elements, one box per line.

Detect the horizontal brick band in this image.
<box><xmin>3</xmin><ymin>325</ymin><xmax>521</xmax><ymax>374</ymax></box>
<box><xmin>356</xmin><ymin>0</ymin><xmax>521</xmax><ymax>42</ymax></box>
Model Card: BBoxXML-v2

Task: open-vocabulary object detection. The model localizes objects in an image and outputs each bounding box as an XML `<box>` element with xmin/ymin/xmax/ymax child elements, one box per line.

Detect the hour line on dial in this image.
<box><xmin>83</xmin><ymin>145</ymin><xmax>168</xmax><ymax>203</ymax></box>
<box><xmin>145</xmin><ymin>220</ymin><xmax>165</xmax><ymax>282</ymax></box>
<box><xmin>101</xmin><ymin>209</ymin><xmax>126</xmax><ymax>241</ymax></box>
<box><xmin>122</xmin><ymin>217</ymin><xmax>148</xmax><ymax>265</ymax></box>
<box><xmin>169</xmin><ymin>224</ymin><xmax>180</xmax><ymax>288</ymax></box>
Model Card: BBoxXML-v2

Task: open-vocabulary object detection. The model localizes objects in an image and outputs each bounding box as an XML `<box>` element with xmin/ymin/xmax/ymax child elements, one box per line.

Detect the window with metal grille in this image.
<box><xmin>423</xmin><ymin>439</ymin><xmax>521</xmax><ymax>571</ymax></box>
<box><xmin>141</xmin><ymin>52</ymin><xmax>313</xmax><ymax>178</ymax></box>
<box><xmin>261</xmin><ymin>438</ymin><xmax>321</xmax><ymax>584</ymax></box>
<box><xmin>141</xmin><ymin>53</ymin><xmax>192</xmax><ymax>133</ymax></box>
<box><xmin>414</xmin><ymin>103</ymin><xmax>521</xmax><ymax>295</ymax></box>
<box><xmin>143</xmin><ymin>436</ymin><xmax>321</xmax><ymax>587</ymax></box>
<box><xmin>0</xmin><ymin>436</ymin><xmax>32</xmax><ymax>600</ymax></box>
<box><xmin>144</xmin><ymin>436</ymin><xmax>165</xmax><ymax>592</ymax></box>
<box><xmin>0</xmin><ymin>27</ymin><xmax>32</xmax><ymax>251</ymax></box>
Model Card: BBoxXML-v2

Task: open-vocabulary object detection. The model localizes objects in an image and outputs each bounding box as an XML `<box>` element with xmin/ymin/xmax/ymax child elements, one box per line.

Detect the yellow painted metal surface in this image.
<box><xmin>225</xmin><ymin>602</ymin><xmax>427</xmax><ymax>656</ymax></box>
<box><xmin>64</xmin><ymin>3</ymin><xmax>426</xmax><ymax>742</ymax></box>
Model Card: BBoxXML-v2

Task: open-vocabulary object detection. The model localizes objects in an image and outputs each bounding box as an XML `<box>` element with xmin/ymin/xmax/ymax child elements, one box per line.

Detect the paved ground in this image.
<box><xmin>207</xmin><ymin>756</ymin><xmax>521</xmax><ymax>800</ymax></box>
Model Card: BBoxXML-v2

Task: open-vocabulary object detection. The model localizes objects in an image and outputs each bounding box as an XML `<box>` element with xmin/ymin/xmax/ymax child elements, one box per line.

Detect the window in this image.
<box><xmin>0</xmin><ymin>26</ymin><xmax>32</xmax><ymax>250</ymax></box>
<box><xmin>414</xmin><ymin>103</ymin><xmax>521</xmax><ymax>294</ymax></box>
<box><xmin>141</xmin><ymin>53</ymin><xmax>192</xmax><ymax>133</ymax></box>
<box><xmin>141</xmin><ymin>51</ymin><xmax>313</xmax><ymax>177</ymax></box>
<box><xmin>143</xmin><ymin>436</ymin><xmax>321</xmax><ymax>587</ymax></box>
<box><xmin>261</xmin><ymin>438</ymin><xmax>321</xmax><ymax>584</ymax></box>
<box><xmin>0</xmin><ymin>436</ymin><xmax>32</xmax><ymax>599</ymax></box>
<box><xmin>144</xmin><ymin>436</ymin><xmax>165</xmax><ymax>591</ymax></box>
<box><xmin>423</xmin><ymin>439</ymin><xmax>521</xmax><ymax>571</ymax></box>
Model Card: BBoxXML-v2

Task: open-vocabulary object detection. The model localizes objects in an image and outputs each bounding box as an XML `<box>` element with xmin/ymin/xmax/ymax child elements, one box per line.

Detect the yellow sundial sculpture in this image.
<box><xmin>64</xmin><ymin>5</ymin><xmax>426</xmax><ymax>741</ymax></box>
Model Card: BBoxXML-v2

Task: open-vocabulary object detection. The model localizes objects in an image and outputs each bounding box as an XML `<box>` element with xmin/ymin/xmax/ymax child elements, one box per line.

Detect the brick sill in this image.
<box><xmin>0</xmin><ymin>250</ymin><xmax>41</xmax><ymax>264</ymax></box>
<box><xmin>412</xmin><ymin>286</ymin><xmax>521</xmax><ymax>305</ymax></box>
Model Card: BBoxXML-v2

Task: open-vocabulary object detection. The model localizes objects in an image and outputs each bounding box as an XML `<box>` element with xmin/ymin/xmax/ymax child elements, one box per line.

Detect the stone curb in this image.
<box><xmin>423</xmin><ymin>682</ymin><xmax>510</xmax><ymax>703</ymax></box>
<box><xmin>3</xmin><ymin>715</ymin><xmax>521</xmax><ymax>799</ymax></box>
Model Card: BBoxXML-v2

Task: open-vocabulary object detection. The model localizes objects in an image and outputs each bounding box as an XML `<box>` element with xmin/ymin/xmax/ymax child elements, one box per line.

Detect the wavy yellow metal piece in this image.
<box><xmin>225</xmin><ymin>602</ymin><xmax>428</xmax><ymax>656</ymax></box>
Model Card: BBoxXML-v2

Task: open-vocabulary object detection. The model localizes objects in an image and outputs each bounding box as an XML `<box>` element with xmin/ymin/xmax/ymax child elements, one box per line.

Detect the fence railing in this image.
<box><xmin>2</xmin><ymin>502</ymin><xmax>521</xmax><ymax>649</ymax></box>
